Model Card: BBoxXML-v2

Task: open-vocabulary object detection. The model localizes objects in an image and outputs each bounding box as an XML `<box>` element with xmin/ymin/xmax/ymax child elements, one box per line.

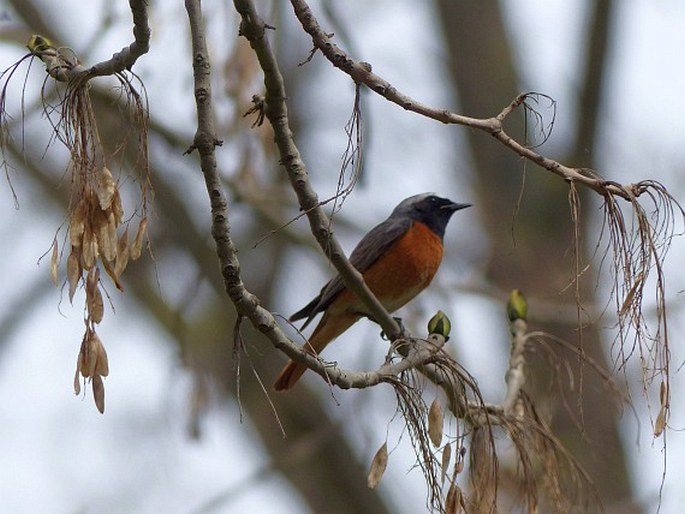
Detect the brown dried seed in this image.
<box><xmin>92</xmin><ymin>374</ymin><xmax>105</xmax><ymax>414</ymax></box>
<box><xmin>619</xmin><ymin>273</ymin><xmax>644</xmax><ymax>318</ymax></box>
<box><xmin>88</xmin><ymin>285</ymin><xmax>104</xmax><ymax>324</ymax></box>
<box><xmin>108</xmin><ymin>211</ymin><xmax>118</xmax><ymax>247</ymax></box>
<box><xmin>660</xmin><ymin>380</ymin><xmax>668</xmax><ymax>407</ymax></box>
<box><xmin>86</xmin><ymin>335</ymin><xmax>98</xmax><ymax>378</ymax></box>
<box><xmin>428</xmin><ymin>398</ymin><xmax>444</xmax><ymax>447</ymax></box>
<box><xmin>130</xmin><ymin>217</ymin><xmax>147</xmax><ymax>260</ymax></box>
<box><xmin>96</xmin><ymin>214</ymin><xmax>117</xmax><ymax>262</ymax></box>
<box><xmin>73</xmin><ymin>368</ymin><xmax>81</xmax><ymax>395</ymax></box>
<box><xmin>86</xmin><ymin>267</ymin><xmax>99</xmax><ymax>296</ymax></box>
<box><xmin>67</xmin><ymin>249</ymin><xmax>82</xmax><ymax>302</ymax></box>
<box><xmin>445</xmin><ymin>483</ymin><xmax>461</xmax><ymax>514</ymax></box>
<box><xmin>114</xmin><ymin>227</ymin><xmax>130</xmax><ymax>277</ymax></box>
<box><xmin>102</xmin><ymin>258</ymin><xmax>124</xmax><ymax>291</ymax></box>
<box><xmin>78</xmin><ymin>348</ymin><xmax>92</xmax><ymax>378</ymax></box>
<box><xmin>92</xmin><ymin>333</ymin><xmax>109</xmax><ymax>377</ymax></box>
<box><xmin>441</xmin><ymin>443</ymin><xmax>452</xmax><ymax>485</ymax></box>
<box><xmin>111</xmin><ymin>190</ymin><xmax>124</xmax><ymax>224</ymax></box>
<box><xmin>50</xmin><ymin>239</ymin><xmax>59</xmax><ymax>285</ymax></box>
<box><xmin>367</xmin><ymin>442</ymin><xmax>388</xmax><ymax>489</ymax></box>
<box><xmin>69</xmin><ymin>202</ymin><xmax>86</xmax><ymax>247</ymax></box>
<box><xmin>96</xmin><ymin>166</ymin><xmax>116</xmax><ymax>210</ymax></box>
<box><xmin>82</xmin><ymin>232</ymin><xmax>98</xmax><ymax>269</ymax></box>
<box><xmin>654</xmin><ymin>407</ymin><xmax>667</xmax><ymax>437</ymax></box>
<box><xmin>75</xmin><ymin>339</ymin><xmax>89</xmax><ymax>377</ymax></box>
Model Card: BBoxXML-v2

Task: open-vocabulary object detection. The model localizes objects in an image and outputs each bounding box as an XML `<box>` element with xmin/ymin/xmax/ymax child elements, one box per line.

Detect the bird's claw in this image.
<box><xmin>379</xmin><ymin>316</ymin><xmax>408</xmax><ymax>341</ymax></box>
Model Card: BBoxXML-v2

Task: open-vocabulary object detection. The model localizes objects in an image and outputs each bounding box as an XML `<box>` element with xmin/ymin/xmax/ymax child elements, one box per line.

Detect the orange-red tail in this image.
<box><xmin>273</xmin><ymin>311</ymin><xmax>360</xmax><ymax>391</ymax></box>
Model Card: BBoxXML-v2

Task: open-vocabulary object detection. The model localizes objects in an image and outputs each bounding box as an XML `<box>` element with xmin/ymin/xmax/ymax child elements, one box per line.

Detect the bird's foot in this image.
<box><xmin>379</xmin><ymin>316</ymin><xmax>407</xmax><ymax>341</ymax></box>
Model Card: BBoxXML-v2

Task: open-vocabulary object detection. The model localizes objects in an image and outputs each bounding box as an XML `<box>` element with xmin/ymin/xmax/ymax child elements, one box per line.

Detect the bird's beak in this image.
<box><xmin>443</xmin><ymin>202</ymin><xmax>471</xmax><ymax>212</ymax></box>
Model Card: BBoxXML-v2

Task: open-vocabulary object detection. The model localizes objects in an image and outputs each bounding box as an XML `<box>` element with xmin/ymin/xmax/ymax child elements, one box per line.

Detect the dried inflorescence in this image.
<box><xmin>590</xmin><ymin>181</ymin><xmax>683</xmax><ymax>433</ymax></box>
<box><xmin>74</xmin><ymin>328</ymin><xmax>109</xmax><ymax>413</ymax></box>
<box><xmin>379</xmin><ymin>341</ymin><xmax>487</xmax><ymax>513</ymax></box>
<box><xmin>65</xmin><ymin>166</ymin><xmax>147</xmax><ymax>298</ymax></box>
<box><xmin>60</xmin><ymin>87</ymin><xmax>148</xmax><ymax>414</ymax></box>
<box><xmin>2</xmin><ymin>37</ymin><xmax>153</xmax><ymax>414</ymax></box>
<box><xmin>371</xmin><ymin>311</ymin><xmax>606</xmax><ymax>513</ymax></box>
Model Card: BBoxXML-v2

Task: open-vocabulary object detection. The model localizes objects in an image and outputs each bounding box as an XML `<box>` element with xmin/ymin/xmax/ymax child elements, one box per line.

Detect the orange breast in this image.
<box><xmin>329</xmin><ymin>221</ymin><xmax>444</xmax><ymax>316</ymax></box>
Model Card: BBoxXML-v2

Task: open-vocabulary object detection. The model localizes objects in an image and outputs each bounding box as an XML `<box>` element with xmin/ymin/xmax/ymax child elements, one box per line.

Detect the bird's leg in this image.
<box><xmin>393</xmin><ymin>316</ymin><xmax>408</xmax><ymax>336</ymax></box>
<box><xmin>384</xmin><ymin>344</ymin><xmax>394</xmax><ymax>365</ymax></box>
<box><xmin>376</xmin><ymin>316</ymin><xmax>405</xmax><ymax>340</ymax></box>
<box><xmin>380</xmin><ymin>317</ymin><xmax>409</xmax><ymax>364</ymax></box>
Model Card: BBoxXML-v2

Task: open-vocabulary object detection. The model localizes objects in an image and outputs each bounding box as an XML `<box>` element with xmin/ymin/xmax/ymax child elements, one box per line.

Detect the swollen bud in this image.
<box><xmin>507</xmin><ymin>289</ymin><xmax>528</xmax><ymax>322</ymax></box>
<box><xmin>27</xmin><ymin>35</ymin><xmax>54</xmax><ymax>53</ymax></box>
<box><xmin>427</xmin><ymin>310</ymin><xmax>451</xmax><ymax>339</ymax></box>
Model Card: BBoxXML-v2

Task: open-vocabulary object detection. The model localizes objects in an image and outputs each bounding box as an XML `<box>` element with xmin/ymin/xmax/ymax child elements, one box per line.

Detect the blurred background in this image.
<box><xmin>0</xmin><ymin>0</ymin><xmax>684</xmax><ymax>512</ymax></box>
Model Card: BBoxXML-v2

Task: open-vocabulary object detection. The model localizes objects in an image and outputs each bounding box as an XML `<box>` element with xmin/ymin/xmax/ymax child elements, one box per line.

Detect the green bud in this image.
<box><xmin>507</xmin><ymin>289</ymin><xmax>528</xmax><ymax>322</ymax></box>
<box><xmin>428</xmin><ymin>310</ymin><xmax>451</xmax><ymax>338</ymax></box>
<box><xmin>27</xmin><ymin>35</ymin><xmax>54</xmax><ymax>53</ymax></box>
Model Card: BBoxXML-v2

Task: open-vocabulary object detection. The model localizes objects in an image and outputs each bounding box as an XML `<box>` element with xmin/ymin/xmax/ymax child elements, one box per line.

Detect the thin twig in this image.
<box><xmin>503</xmin><ymin>318</ymin><xmax>527</xmax><ymax>415</ymax></box>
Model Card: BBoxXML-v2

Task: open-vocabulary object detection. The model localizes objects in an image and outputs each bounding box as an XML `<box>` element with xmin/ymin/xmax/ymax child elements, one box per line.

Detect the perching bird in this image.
<box><xmin>274</xmin><ymin>193</ymin><xmax>470</xmax><ymax>391</ymax></box>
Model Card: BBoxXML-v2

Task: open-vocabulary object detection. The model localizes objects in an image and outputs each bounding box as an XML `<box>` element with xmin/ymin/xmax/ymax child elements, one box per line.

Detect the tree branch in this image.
<box><xmin>29</xmin><ymin>0</ymin><xmax>150</xmax><ymax>82</ymax></box>
<box><xmin>503</xmin><ymin>318</ymin><xmax>527</xmax><ymax>415</ymax></box>
<box><xmin>232</xmin><ymin>0</ymin><xmax>402</xmax><ymax>340</ymax></box>
<box><xmin>287</xmin><ymin>0</ymin><xmax>642</xmax><ymax>201</ymax></box>
<box><xmin>184</xmin><ymin>0</ymin><xmax>442</xmax><ymax>394</ymax></box>
<box><xmin>87</xmin><ymin>0</ymin><xmax>151</xmax><ymax>77</ymax></box>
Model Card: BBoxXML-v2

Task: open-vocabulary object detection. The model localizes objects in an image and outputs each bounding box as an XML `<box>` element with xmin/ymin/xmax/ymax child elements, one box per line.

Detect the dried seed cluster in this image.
<box><xmin>65</xmin><ymin>166</ymin><xmax>146</xmax><ymax>298</ymax></box>
<box><xmin>74</xmin><ymin>328</ymin><xmax>109</xmax><ymax>413</ymax></box>
<box><xmin>59</xmin><ymin>165</ymin><xmax>147</xmax><ymax>414</ymax></box>
<box><xmin>20</xmin><ymin>36</ymin><xmax>152</xmax><ymax>415</ymax></box>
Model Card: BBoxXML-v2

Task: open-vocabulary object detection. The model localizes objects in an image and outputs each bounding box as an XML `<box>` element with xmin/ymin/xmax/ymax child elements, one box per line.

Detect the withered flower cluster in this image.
<box><xmin>60</xmin><ymin>164</ymin><xmax>147</xmax><ymax>413</ymax></box>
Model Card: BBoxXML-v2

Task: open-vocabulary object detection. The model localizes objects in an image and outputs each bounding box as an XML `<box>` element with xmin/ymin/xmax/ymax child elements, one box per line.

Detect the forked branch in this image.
<box><xmin>27</xmin><ymin>0</ymin><xmax>150</xmax><ymax>84</ymax></box>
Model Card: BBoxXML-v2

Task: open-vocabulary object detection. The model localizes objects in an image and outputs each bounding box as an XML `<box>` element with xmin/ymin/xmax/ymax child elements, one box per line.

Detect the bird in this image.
<box><xmin>273</xmin><ymin>193</ymin><xmax>471</xmax><ymax>391</ymax></box>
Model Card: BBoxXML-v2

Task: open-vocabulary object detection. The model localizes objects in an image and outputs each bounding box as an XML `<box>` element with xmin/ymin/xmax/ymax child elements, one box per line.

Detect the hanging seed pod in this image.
<box><xmin>95</xmin><ymin>166</ymin><xmax>116</xmax><ymax>210</ymax></box>
<box><xmin>441</xmin><ymin>443</ymin><xmax>452</xmax><ymax>485</ymax></box>
<box><xmin>50</xmin><ymin>239</ymin><xmax>59</xmax><ymax>285</ymax></box>
<box><xmin>428</xmin><ymin>398</ymin><xmax>444</xmax><ymax>447</ymax></box>
<box><xmin>367</xmin><ymin>442</ymin><xmax>388</xmax><ymax>489</ymax></box>
<box><xmin>67</xmin><ymin>249</ymin><xmax>82</xmax><ymax>302</ymax></box>
<box><xmin>130</xmin><ymin>216</ymin><xmax>147</xmax><ymax>260</ymax></box>
<box><xmin>92</xmin><ymin>374</ymin><xmax>105</xmax><ymax>414</ymax></box>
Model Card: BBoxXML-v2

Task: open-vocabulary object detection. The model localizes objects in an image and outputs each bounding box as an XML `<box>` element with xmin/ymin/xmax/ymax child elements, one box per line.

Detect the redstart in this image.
<box><xmin>274</xmin><ymin>193</ymin><xmax>470</xmax><ymax>391</ymax></box>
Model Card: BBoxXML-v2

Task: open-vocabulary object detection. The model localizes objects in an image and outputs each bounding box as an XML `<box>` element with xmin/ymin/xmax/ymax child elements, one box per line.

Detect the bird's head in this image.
<box><xmin>393</xmin><ymin>193</ymin><xmax>471</xmax><ymax>238</ymax></box>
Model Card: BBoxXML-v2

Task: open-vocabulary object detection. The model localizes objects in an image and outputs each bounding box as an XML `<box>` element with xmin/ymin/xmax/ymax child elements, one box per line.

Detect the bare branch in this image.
<box><xmin>28</xmin><ymin>0</ymin><xmax>150</xmax><ymax>83</ymax></box>
<box><xmin>88</xmin><ymin>0</ymin><xmax>151</xmax><ymax>78</ymax></box>
<box><xmin>185</xmin><ymin>0</ymin><xmax>429</xmax><ymax>394</ymax></box>
<box><xmin>232</xmin><ymin>0</ymin><xmax>402</xmax><ymax>340</ymax></box>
